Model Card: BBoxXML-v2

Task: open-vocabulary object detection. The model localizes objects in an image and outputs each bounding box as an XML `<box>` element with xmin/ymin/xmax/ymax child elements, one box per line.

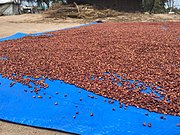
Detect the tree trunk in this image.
<box><xmin>149</xmin><ymin>0</ymin><xmax>155</xmax><ymax>14</ymax></box>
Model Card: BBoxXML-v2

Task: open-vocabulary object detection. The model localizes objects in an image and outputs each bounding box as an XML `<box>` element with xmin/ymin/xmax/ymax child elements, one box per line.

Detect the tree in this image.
<box><xmin>166</xmin><ymin>0</ymin><xmax>175</xmax><ymax>12</ymax></box>
<box><xmin>143</xmin><ymin>0</ymin><xmax>155</xmax><ymax>13</ymax></box>
<box><xmin>143</xmin><ymin>0</ymin><xmax>167</xmax><ymax>13</ymax></box>
<box><xmin>150</xmin><ymin>0</ymin><xmax>156</xmax><ymax>14</ymax></box>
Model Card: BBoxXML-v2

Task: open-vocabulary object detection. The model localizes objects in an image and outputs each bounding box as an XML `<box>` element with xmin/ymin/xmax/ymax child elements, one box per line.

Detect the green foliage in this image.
<box><xmin>143</xmin><ymin>0</ymin><xmax>154</xmax><ymax>11</ymax></box>
<box><xmin>153</xmin><ymin>0</ymin><xmax>166</xmax><ymax>13</ymax></box>
<box><xmin>143</xmin><ymin>0</ymin><xmax>167</xmax><ymax>13</ymax></box>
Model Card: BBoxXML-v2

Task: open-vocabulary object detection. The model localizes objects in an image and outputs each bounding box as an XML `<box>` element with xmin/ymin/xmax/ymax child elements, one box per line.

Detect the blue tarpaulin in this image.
<box><xmin>0</xmin><ymin>26</ymin><xmax>180</xmax><ymax>135</ymax></box>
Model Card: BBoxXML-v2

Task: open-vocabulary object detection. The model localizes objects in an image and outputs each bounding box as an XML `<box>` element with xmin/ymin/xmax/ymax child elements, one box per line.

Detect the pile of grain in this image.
<box><xmin>0</xmin><ymin>22</ymin><xmax>179</xmax><ymax>115</ymax></box>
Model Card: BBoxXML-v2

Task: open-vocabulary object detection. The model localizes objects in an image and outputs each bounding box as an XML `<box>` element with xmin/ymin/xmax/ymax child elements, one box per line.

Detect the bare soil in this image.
<box><xmin>0</xmin><ymin>14</ymin><xmax>81</xmax><ymax>38</ymax></box>
<box><xmin>0</xmin><ymin>121</ymin><xmax>72</xmax><ymax>135</ymax></box>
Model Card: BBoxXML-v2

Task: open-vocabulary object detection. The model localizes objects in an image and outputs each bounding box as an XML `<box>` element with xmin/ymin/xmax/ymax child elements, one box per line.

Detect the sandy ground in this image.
<box><xmin>0</xmin><ymin>14</ymin><xmax>81</xmax><ymax>38</ymax></box>
<box><xmin>105</xmin><ymin>13</ymin><xmax>180</xmax><ymax>22</ymax></box>
<box><xmin>0</xmin><ymin>13</ymin><xmax>179</xmax><ymax>135</ymax></box>
<box><xmin>0</xmin><ymin>121</ymin><xmax>73</xmax><ymax>135</ymax></box>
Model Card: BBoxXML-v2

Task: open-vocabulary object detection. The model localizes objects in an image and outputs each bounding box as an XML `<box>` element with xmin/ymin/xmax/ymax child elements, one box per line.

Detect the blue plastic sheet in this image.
<box><xmin>0</xmin><ymin>26</ymin><xmax>180</xmax><ymax>135</ymax></box>
<box><xmin>0</xmin><ymin>32</ymin><xmax>28</xmax><ymax>42</ymax></box>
